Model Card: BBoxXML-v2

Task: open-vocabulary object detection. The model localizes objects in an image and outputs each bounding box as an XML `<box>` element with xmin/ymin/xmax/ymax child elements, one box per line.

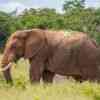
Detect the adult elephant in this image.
<box><xmin>0</xmin><ymin>29</ymin><xmax>100</xmax><ymax>83</ymax></box>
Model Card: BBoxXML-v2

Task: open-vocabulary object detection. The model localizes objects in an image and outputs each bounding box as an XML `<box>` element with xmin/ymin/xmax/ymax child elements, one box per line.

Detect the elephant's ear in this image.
<box><xmin>24</xmin><ymin>30</ymin><xmax>45</xmax><ymax>58</ymax></box>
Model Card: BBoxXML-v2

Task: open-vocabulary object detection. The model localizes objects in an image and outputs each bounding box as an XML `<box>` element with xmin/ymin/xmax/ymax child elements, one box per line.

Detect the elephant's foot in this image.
<box><xmin>29</xmin><ymin>76</ymin><xmax>40</xmax><ymax>84</ymax></box>
<box><xmin>29</xmin><ymin>67</ymin><xmax>41</xmax><ymax>84</ymax></box>
<box><xmin>42</xmin><ymin>70</ymin><xmax>55</xmax><ymax>83</ymax></box>
<box><xmin>3</xmin><ymin>69</ymin><xmax>13</xmax><ymax>84</ymax></box>
<box><xmin>29</xmin><ymin>72</ymin><xmax>41</xmax><ymax>83</ymax></box>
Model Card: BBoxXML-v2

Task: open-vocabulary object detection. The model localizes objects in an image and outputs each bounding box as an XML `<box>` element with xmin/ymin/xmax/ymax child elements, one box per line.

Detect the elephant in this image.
<box><xmin>1</xmin><ymin>28</ymin><xmax>100</xmax><ymax>84</ymax></box>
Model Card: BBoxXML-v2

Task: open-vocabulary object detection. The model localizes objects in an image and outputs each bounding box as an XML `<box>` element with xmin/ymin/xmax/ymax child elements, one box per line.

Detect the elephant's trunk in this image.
<box><xmin>1</xmin><ymin>52</ymin><xmax>15</xmax><ymax>83</ymax></box>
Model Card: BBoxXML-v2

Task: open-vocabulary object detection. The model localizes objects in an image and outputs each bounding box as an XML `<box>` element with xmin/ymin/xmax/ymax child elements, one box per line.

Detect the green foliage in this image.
<box><xmin>63</xmin><ymin>0</ymin><xmax>85</xmax><ymax>13</ymax></box>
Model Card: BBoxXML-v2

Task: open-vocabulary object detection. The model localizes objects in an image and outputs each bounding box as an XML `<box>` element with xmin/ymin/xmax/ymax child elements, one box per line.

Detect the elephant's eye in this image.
<box><xmin>11</xmin><ymin>44</ymin><xmax>17</xmax><ymax>49</ymax></box>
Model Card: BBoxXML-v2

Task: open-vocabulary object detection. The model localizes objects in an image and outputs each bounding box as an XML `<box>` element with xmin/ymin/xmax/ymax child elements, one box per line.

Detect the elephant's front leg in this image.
<box><xmin>3</xmin><ymin>68</ymin><xmax>12</xmax><ymax>83</ymax></box>
<box><xmin>29</xmin><ymin>59</ymin><xmax>44</xmax><ymax>83</ymax></box>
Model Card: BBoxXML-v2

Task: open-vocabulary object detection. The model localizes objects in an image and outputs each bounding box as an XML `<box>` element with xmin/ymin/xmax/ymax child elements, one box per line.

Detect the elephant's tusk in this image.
<box><xmin>0</xmin><ymin>63</ymin><xmax>12</xmax><ymax>72</ymax></box>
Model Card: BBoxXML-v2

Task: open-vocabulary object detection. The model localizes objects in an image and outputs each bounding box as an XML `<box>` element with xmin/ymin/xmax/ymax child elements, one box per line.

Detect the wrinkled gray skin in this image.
<box><xmin>1</xmin><ymin>29</ymin><xmax>100</xmax><ymax>84</ymax></box>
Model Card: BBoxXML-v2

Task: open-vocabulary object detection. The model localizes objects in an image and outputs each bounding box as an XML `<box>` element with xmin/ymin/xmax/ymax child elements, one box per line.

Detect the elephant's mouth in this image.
<box><xmin>13</xmin><ymin>57</ymin><xmax>18</xmax><ymax>63</ymax></box>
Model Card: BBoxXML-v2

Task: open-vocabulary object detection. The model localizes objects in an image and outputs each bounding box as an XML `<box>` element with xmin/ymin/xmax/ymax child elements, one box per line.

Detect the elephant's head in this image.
<box><xmin>1</xmin><ymin>29</ymin><xmax>46</xmax><ymax>83</ymax></box>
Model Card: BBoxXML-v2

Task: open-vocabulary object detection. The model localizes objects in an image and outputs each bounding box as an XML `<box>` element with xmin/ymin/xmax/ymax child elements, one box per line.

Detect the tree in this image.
<box><xmin>63</xmin><ymin>0</ymin><xmax>85</xmax><ymax>13</ymax></box>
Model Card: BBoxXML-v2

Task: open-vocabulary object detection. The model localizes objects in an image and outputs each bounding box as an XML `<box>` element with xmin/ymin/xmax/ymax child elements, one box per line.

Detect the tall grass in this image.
<box><xmin>0</xmin><ymin>55</ymin><xmax>100</xmax><ymax>100</ymax></box>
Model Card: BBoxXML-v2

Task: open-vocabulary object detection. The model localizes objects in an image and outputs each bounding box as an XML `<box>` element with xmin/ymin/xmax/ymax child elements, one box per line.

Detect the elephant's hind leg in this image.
<box><xmin>42</xmin><ymin>70</ymin><xmax>55</xmax><ymax>83</ymax></box>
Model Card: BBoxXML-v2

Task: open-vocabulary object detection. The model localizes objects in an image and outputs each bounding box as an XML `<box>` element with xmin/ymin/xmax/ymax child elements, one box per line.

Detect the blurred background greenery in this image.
<box><xmin>0</xmin><ymin>0</ymin><xmax>100</xmax><ymax>51</ymax></box>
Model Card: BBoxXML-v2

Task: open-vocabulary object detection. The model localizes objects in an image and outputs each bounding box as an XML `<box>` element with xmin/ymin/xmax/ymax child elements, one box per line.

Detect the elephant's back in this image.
<box><xmin>61</xmin><ymin>32</ymin><xmax>87</xmax><ymax>46</ymax></box>
<box><xmin>45</xmin><ymin>30</ymin><xmax>65</xmax><ymax>47</ymax></box>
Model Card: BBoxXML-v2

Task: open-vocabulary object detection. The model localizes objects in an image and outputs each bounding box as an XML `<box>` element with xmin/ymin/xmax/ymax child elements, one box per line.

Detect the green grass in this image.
<box><xmin>0</xmin><ymin>56</ymin><xmax>100</xmax><ymax>100</ymax></box>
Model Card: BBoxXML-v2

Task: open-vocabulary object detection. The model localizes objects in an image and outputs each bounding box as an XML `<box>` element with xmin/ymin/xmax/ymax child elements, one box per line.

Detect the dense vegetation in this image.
<box><xmin>0</xmin><ymin>0</ymin><xmax>100</xmax><ymax>49</ymax></box>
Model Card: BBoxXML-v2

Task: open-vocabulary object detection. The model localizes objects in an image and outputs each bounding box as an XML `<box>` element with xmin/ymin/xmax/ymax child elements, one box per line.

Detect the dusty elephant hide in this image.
<box><xmin>47</xmin><ymin>33</ymin><xmax>100</xmax><ymax>82</ymax></box>
<box><xmin>1</xmin><ymin>29</ymin><xmax>100</xmax><ymax>83</ymax></box>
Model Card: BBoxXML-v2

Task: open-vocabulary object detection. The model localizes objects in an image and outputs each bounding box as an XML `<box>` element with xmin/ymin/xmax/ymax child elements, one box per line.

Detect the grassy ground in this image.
<box><xmin>0</xmin><ymin>56</ymin><xmax>100</xmax><ymax>100</ymax></box>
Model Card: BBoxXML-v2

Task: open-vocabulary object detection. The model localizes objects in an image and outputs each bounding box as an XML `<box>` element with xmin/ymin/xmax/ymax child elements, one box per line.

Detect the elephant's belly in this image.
<box><xmin>53</xmin><ymin>66</ymin><xmax>81</xmax><ymax>76</ymax></box>
<box><xmin>48</xmin><ymin>61</ymin><xmax>99</xmax><ymax>80</ymax></box>
<box><xmin>48</xmin><ymin>56</ymin><xmax>98</xmax><ymax>78</ymax></box>
<box><xmin>48</xmin><ymin>57</ymin><xmax>81</xmax><ymax>76</ymax></box>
